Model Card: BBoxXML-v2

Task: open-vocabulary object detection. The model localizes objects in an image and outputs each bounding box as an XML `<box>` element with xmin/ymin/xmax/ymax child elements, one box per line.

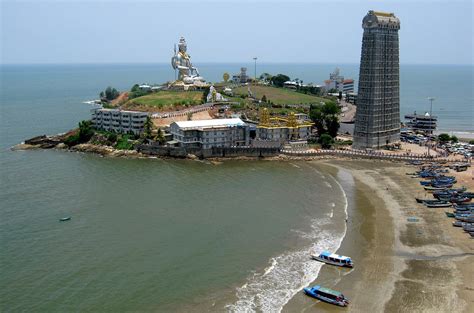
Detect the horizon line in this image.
<box><xmin>1</xmin><ymin>62</ymin><xmax>472</xmax><ymax>66</ymax></box>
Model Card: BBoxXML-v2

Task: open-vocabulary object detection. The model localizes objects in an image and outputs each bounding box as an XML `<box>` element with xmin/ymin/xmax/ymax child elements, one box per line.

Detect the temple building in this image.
<box><xmin>353</xmin><ymin>11</ymin><xmax>401</xmax><ymax>149</ymax></box>
<box><xmin>256</xmin><ymin>109</ymin><xmax>313</xmax><ymax>144</ymax></box>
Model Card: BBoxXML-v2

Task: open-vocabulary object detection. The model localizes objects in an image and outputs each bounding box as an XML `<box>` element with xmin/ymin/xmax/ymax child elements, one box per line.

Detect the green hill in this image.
<box><xmin>232</xmin><ymin>85</ymin><xmax>327</xmax><ymax>105</ymax></box>
<box><xmin>123</xmin><ymin>90</ymin><xmax>204</xmax><ymax>111</ymax></box>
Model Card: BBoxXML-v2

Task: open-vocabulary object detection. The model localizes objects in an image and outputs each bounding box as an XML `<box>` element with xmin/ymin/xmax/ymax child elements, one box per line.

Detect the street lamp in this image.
<box><xmin>427</xmin><ymin>97</ymin><xmax>435</xmax><ymax>157</ymax></box>
<box><xmin>253</xmin><ymin>57</ymin><xmax>257</xmax><ymax>81</ymax></box>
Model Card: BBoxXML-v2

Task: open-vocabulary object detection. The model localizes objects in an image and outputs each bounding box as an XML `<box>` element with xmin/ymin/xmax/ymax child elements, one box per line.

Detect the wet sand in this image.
<box><xmin>284</xmin><ymin>160</ymin><xmax>473</xmax><ymax>312</ymax></box>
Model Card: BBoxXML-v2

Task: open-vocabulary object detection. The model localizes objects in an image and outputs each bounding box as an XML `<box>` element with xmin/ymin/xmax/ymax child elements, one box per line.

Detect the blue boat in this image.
<box><xmin>311</xmin><ymin>251</ymin><xmax>354</xmax><ymax>268</ymax></box>
<box><xmin>304</xmin><ymin>285</ymin><xmax>349</xmax><ymax>307</ymax></box>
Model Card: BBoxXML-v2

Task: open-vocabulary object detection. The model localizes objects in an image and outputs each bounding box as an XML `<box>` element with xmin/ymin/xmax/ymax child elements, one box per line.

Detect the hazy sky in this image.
<box><xmin>1</xmin><ymin>0</ymin><xmax>473</xmax><ymax>64</ymax></box>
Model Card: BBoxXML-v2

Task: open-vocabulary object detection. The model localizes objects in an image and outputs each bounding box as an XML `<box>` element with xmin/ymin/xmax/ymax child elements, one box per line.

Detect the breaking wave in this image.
<box><xmin>226</xmin><ymin>175</ymin><xmax>348</xmax><ymax>313</ymax></box>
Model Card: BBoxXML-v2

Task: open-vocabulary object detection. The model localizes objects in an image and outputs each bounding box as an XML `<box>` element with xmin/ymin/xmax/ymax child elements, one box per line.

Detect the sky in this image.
<box><xmin>1</xmin><ymin>0</ymin><xmax>473</xmax><ymax>65</ymax></box>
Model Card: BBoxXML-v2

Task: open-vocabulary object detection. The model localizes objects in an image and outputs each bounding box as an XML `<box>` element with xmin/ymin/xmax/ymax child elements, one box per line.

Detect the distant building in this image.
<box><xmin>345</xmin><ymin>92</ymin><xmax>357</xmax><ymax>104</ymax></box>
<box><xmin>323</xmin><ymin>68</ymin><xmax>355</xmax><ymax>93</ymax></box>
<box><xmin>404</xmin><ymin>112</ymin><xmax>437</xmax><ymax>134</ymax></box>
<box><xmin>353</xmin><ymin>10</ymin><xmax>401</xmax><ymax>149</ymax></box>
<box><xmin>91</xmin><ymin>108</ymin><xmax>149</xmax><ymax>135</ymax></box>
<box><xmin>342</xmin><ymin>79</ymin><xmax>354</xmax><ymax>93</ymax></box>
<box><xmin>232</xmin><ymin>67</ymin><xmax>250</xmax><ymax>83</ymax></box>
<box><xmin>169</xmin><ymin>118</ymin><xmax>250</xmax><ymax>149</ymax></box>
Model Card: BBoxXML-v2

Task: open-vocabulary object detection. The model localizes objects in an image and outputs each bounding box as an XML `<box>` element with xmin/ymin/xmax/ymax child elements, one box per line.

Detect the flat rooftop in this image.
<box><xmin>174</xmin><ymin>118</ymin><xmax>246</xmax><ymax>130</ymax></box>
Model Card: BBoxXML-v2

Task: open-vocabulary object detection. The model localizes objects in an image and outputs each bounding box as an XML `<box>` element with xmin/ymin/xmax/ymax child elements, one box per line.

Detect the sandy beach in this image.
<box><xmin>284</xmin><ymin>159</ymin><xmax>473</xmax><ymax>312</ymax></box>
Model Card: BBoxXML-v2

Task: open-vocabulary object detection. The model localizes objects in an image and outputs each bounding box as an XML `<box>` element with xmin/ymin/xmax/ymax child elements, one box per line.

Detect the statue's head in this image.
<box><xmin>178</xmin><ymin>37</ymin><xmax>187</xmax><ymax>53</ymax></box>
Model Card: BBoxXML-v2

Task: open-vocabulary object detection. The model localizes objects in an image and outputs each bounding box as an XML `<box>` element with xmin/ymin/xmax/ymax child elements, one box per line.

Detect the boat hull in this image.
<box><xmin>304</xmin><ymin>288</ymin><xmax>349</xmax><ymax>307</ymax></box>
<box><xmin>311</xmin><ymin>255</ymin><xmax>353</xmax><ymax>268</ymax></box>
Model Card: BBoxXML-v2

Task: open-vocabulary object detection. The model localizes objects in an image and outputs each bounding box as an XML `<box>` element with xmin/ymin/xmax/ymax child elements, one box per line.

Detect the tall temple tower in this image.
<box><xmin>353</xmin><ymin>10</ymin><xmax>401</xmax><ymax>149</ymax></box>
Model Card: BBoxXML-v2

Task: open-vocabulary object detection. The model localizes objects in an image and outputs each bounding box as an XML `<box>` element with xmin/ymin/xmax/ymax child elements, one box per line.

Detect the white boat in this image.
<box><xmin>311</xmin><ymin>251</ymin><xmax>353</xmax><ymax>268</ymax></box>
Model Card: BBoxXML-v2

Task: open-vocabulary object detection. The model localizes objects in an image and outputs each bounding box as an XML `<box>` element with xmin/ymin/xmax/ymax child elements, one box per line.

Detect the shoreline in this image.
<box><xmin>283</xmin><ymin>160</ymin><xmax>473</xmax><ymax>312</ymax></box>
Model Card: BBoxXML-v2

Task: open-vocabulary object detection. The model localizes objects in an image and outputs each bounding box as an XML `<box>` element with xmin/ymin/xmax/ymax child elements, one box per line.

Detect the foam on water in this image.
<box><xmin>227</xmin><ymin>175</ymin><xmax>348</xmax><ymax>313</ymax></box>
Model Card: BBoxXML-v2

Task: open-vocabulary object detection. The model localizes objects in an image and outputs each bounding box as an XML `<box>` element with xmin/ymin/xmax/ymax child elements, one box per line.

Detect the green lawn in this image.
<box><xmin>124</xmin><ymin>90</ymin><xmax>204</xmax><ymax>110</ymax></box>
<box><xmin>232</xmin><ymin>85</ymin><xmax>327</xmax><ymax>105</ymax></box>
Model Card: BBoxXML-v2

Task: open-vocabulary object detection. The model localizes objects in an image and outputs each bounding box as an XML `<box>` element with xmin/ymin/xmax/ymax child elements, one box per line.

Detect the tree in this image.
<box><xmin>202</xmin><ymin>87</ymin><xmax>210</xmax><ymax>103</ymax></box>
<box><xmin>270</xmin><ymin>74</ymin><xmax>290</xmax><ymax>87</ymax></box>
<box><xmin>223</xmin><ymin>72</ymin><xmax>230</xmax><ymax>83</ymax></box>
<box><xmin>469</xmin><ymin>140</ymin><xmax>474</xmax><ymax>145</ymax></box>
<box><xmin>259</xmin><ymin>73</ymin><xmax>272</xmax><ymax>81</ymax></box>
<box><xmin>104</xmin><ymin>86</ymin><xmax>120</xmax><ymax>101</ymax></box>
<box><xmin>78</xmin><ymin>120</ymin><xmax>94</xmax><ymax>142</ymax></box>
<box><xmin>155</xmin><ymin>128</ymin><xmax>166</xmax><ymax>145</ymax></box>
<box><xmin>438</xmin><ymin>133</ymin><xmax>451</xmax><ymax>143</ymax></box>
<box><xmin>319</xmin><ymin>134</ymin><xmax>334</xmax><ymax>149</ymax></box>
<box><xmin>450</xmin><ymin>135</ymin><xmax>458</xmax><ymax>143</ymax></box>
<box><xmin>142</xmin><ymin>116</ymin><xmax>153</xmax><ymax>140</ymax></box>
<box><xmin>131</xmin><ymin>84</ymin><xmax>140</xmax><ymax>92</ymax></box>
<box><xmin>309</xmin><ymin>101</ymin><xmax>341</xmax><ymax>137</ymax></box>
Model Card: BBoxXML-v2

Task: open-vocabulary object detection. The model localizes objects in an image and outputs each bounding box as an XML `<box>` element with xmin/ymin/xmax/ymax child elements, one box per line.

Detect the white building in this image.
<box><xmin>91</xmin><ymin>108</ymin><xmax>149</xmax><ymax>135</ymax></box>
<box><xmin>324</xmin><ymin>68</ymin><xmax>355</xmax><ymax>93</ymax></box>
<box><xmin>169</xmin><ymin>118</ymin><xmax>250</xmax><ymax>149</ymax></box>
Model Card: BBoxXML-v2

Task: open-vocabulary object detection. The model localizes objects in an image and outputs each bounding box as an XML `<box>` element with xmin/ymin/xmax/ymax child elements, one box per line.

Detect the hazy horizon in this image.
<box><xmin>1</xmin><ymin>0</ymin><xmax>473</xmax><ymax>65</ymax></box>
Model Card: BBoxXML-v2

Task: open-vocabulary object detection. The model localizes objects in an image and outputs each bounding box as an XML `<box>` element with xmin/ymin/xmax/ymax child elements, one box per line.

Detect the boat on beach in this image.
<box><xmin>303</xmin><ymin>285</ymin><xmax>349</xmax><ymax>307</ymax></box>
<box><xmin>425</xmin><ymin>202</ymin><xmax>452</xmax><ymax>208</ymax></box>
<box><xmin>445</xmin><ymin>212</ymin><xmax>455</xmax><ymax>218</ymax></box>
<box><xmin>311</xmin><ymin>251</ymin><xmax>353</xmax><ymax>268</ymax></box>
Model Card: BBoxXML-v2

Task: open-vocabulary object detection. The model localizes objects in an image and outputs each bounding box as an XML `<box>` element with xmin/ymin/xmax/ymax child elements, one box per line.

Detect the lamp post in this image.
<box><xmin>427</xmin><ymin>97</ymin><xmax>435</xmax><ymax>157</ymax></box>
<box><xmin>253</xmin><ymin>57</ymin><xmax>257</xmax><ymax>81</ymax></box>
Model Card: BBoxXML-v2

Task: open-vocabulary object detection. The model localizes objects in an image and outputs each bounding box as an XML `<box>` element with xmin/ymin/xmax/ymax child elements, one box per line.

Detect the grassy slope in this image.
<box><xmin>232</xmin><ymin>85</ymin><xmax>327</xmax><ymax>105</ymax></box>
<box><xmin>123</xmin><ymin>91</ymin><xmax>204</xmax><ymax>110</ymax></box>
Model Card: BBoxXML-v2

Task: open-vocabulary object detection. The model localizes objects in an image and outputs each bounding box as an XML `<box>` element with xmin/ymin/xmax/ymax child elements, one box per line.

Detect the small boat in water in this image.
<box><xmin>59</xmin><ymin>217</ymin><xmax>71</xmax><ymax>222</ymax></box>
<box><xmin>311</xmin><ymin>251</ymin><xmax>353</xmax><ymax>268</ymax></box>
<box><xmin>304</xmin><ymin>285</ymin><xmax>349</xmax><ymax>307</ymax></box>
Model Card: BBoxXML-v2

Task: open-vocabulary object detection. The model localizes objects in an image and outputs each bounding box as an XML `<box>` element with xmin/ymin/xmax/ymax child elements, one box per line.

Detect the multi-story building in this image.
<box><xmin>169</xmin><ymin>118</ymin><xmax>250</xmax><ymax>149</ymax></box>
<box><xmin>342</xmin><ymin>79</ymin><xmax>354</xmax><ymax>93</ymax></box>
<box><xmin>353</xmin><ymin>10</ymin><xmax>401</xmax><ymax>149</ymax></box>
<box><xmin>324</xmin><ymin>68</ymin><xmax>355</xmax><ymax>93</ymax></box>
<box><xmin>232</xmin><ymin>67</ymin><xmax>249</xmax><ymax>83</ymax></box>
<box><xmin>91</xmin><ymin>108</ymin><xmax>149</xmax><ymax>135</ymax></box>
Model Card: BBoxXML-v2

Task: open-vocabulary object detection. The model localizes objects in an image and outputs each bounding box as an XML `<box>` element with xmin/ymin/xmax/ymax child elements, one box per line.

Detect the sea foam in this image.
<box><xmin>227</xmin><ymin>174</ymin><xmax>348</xmax><ymax>313</ymax></box>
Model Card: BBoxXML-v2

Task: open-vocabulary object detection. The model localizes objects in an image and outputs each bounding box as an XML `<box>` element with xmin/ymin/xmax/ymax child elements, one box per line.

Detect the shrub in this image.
<box><xmin>319</xmin><ymin>134</ymin><xmax>334</xmax><ymax>149</ymax></box>
<box><xmin>115</xmin><ymin>135</ymin><xmax>134</xmax><ymax>150</ymax></box>
<box><xmin>64</xmin><ymin>133</ymin><xmax>80</xmax><ymax>147</ymax></box>
<box><xmin>107</xmin><ymin>133</ymin><xmax>117</xmax><ymax>143</ymax></box>
<box><xmin>438</xmin><ymin>133</ymin><xmax>451</xmax><ymax>143</ymax></box>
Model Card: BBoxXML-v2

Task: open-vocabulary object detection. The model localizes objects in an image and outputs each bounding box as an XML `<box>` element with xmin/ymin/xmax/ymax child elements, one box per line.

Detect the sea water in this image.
<box><xmin>0</xmin><ymin>63</ymin><xmax>471</xmax><ymax>312</ymax></box>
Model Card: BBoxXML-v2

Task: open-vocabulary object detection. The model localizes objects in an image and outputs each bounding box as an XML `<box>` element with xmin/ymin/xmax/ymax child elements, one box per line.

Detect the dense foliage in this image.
<box><xmin>64</xmin><ymin>120</ymin><xmax>95</xmax><ymax>147</ymax></box>
<box><xmin>319</xmin><ymin>134</ymin><xmax>335</xmax><ymax>148</ymax></box>
<box><xmin>309</xmin><ymin>101</ymin><xmax>341</xmax><ymax>138</ymax></box>
<box><xmin>129</xmin><ymin>84</ymin><xmax>150</xmax><ymax>99</ymax></box>
<box><xmin>438</xmin><ymin>133</ymin><xmax>451</xmax><ymax>143</ymax></box>
<box><xmin>270</xmin><ymin>74</ymin><xmax>290</xmax><ymax>87</ymax></box>
<box><xmin>142</xmin><ymin>116</ymin><xmax>153</xmax><ymax>140</ymax></box>
<box><xmin>100</xmin><ymin>86</ymin><xmax>120</xmax><ymax>101</ymax></box>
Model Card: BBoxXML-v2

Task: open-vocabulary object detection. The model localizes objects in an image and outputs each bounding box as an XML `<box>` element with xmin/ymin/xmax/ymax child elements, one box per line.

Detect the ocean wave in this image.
<box><xmin>227</xmin><ymin>174</ymin><xmax>349</xmax><ymax>313</ymax></box>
